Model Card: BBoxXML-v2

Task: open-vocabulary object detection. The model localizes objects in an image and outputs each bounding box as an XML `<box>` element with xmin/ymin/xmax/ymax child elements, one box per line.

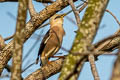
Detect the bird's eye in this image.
<box><xmin>55</xmin><ymin>16</ymin><xmax>61</xmax><ymax>19</ymax></box>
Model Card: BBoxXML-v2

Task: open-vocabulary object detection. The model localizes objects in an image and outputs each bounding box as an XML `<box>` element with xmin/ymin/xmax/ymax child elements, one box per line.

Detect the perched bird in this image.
<box><xmin>36</xmin><ymin>14</ymin><xmax>66</xmax><ymax>66</ymax></box>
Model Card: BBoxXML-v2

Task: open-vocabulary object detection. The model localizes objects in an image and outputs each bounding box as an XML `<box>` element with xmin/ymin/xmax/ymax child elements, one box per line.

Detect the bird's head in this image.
<box><xmin>49</xmin><ymin>14</ymin><xmax>66</xmax><ymax>27</ymax></box>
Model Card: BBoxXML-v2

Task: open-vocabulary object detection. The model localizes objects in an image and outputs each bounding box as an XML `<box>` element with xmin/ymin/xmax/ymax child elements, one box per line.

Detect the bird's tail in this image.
<box><xmin>36</xmin><ymin>56</ymin><xmax>39</xmax><ymax>64</ymax></box>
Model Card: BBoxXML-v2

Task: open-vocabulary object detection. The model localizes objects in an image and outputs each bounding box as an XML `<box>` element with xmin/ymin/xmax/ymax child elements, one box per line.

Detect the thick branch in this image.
<box><xmin>0</xmin><ymin>35</ymin><xmax>5</xmax><ymax>51</ymax></box>
<box><xmin>59</xmin><ymin>0</ymin><xmax>109</xmax><ymax>80</ymax></box>
<box><xmin>24</xmin><ymin>59</ymin><xmax>64</xmax><ymax>80</ymax></box>
<box><xmin>11</xmin><ymin>0</ymin><xmax>28</xmax><ymax>80</ymax></box>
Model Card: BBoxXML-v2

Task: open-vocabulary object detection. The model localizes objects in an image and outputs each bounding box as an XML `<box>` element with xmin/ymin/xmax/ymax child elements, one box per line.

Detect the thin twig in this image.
<box><xmin>7</xmin><ymin>12</ymin><xmax>16</xmax><ymax>20</ymax></box>
<box><xmin>38</xmin><ymin>22</ymin><xmax>49</xmax><ymax>29</ymax></box>
<box><xmin>4</xmin><ymin>34</ymin><xmax>14</xmax><ymax>41</ymax></box>
<box><xmin>22</xmin><ymin>62</ymin><xmax>36</xmax><ymax>73</ymax></box>
<box><xmin>106</xmin><ymin>9</ymin><xmax>120</xmax><ymax>26</ymax></box>
<box><xmin>88</xmin><ymin>54</ymin><xmax>100</xmax><ymax>80</ymax></box>
<box><xmin>28</xmin><ymin>0</ymin><xmax>37</xmax><ymax>17</ymax></box>
<box><xmin>68</xmin><ymin>0</ymin><xmax>81</xmax><ymax>25</ymax></box>
<box><xmin>78</xmin><ymin>0</ymin><xmax>88</xmax><ymax>13</ymax></box>
<box><xmin>67</xmin><ymin>2</ymin><xmax>85</xmax><ymax>14</ymax></box>
<box><xmin>95</xmin><ymin>33</ymin><xmax>120</xmax><ymax>50</ymax></box>
<box><xmin>73</xmin><ymin>51</ymin><xmax>118</xmax><ymax>56</ymax></box>
<box><xmin>61</xmin><ymin>11</ymin><xmax>76</xmax><ymax>25</ymax></box>
<box><xmin>81</xmin><ymin>0</ymin><xmax>88</xmax><ymax>3</ymax></box>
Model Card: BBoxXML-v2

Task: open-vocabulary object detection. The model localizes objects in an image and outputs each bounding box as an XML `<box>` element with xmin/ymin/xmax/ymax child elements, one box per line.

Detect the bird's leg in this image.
<box><xmin>36</xmin><ymin>56</ymin><xmax>39</xmax><ymax>64</ymax></box>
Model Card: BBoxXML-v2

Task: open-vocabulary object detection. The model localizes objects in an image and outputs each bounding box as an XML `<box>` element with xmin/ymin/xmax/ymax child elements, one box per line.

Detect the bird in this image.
<box><xmin>36</xmin><ymin>14</ymin><xmax>66</xmax><ymax>66</ymax></box>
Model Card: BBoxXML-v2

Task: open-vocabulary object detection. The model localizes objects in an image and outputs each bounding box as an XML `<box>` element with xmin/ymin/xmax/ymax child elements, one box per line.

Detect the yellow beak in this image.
<box><xmin>61</xmin><ymin>13</ymin><xmax>67</xmax><ymax>18</ymax></box>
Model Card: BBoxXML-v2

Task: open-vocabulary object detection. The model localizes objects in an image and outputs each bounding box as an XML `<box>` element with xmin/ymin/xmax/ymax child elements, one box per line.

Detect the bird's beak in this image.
<box><xmin>61</xmin><ymin>13</ymin><xmax>67</xmax><ymax>18</ymax></box>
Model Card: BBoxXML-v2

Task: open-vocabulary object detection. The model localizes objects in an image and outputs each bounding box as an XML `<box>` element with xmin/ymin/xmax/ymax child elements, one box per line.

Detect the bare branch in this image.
<box><xmin>11</xmin><ymin>0</ymin><xmax>28</xmax><ymax>79</ymax></box>
<box><xmin>0</xmin><ymin>35</ymin><xmax>6</xmax><ymax>50</ymax></box>
<box><xmin>78</xmin><ymin>0</ymin><xmax>88</xmax><ymax>13</ymax></box>
<box><xmin>22</xmin><ymin>62</ymin><xmax>36</xmax><ymax>73</ymax></box>
<box><xmin>95</xmin><ymin>29</ymin><xmax>120</xmax><ymax>51</ymax></box>
<box><xmin>4</xmin><ymin>34</ymin><xmax>14</xmax><ymax>41</ymax></box>
<box><xmin>73</xmin><ymin>51</ymin><xmax>118</xmax><ymax>56</ymax></box>
<box><xmin>28</xmin><ymin>0</ymin><xmax>37</xmax><ymax>17</ymax></box>
<box><xmin>24</xmin><ymin>58</ymin><xmax>64</xmax><ymax>80</ymax></box>
<box><xmin>68</xmin><ymin>0</ymin><xmax>81</xmax><ymax>26</ymax></box>
<box><xmin>88</xmin><ymin>54</ymin><xmax>100</xmax><ymax>80</ymax></box>
<box><xmin>106</xmin><ymin>9</ymin><xmax>120</xmax><ymax>26</ymax></box>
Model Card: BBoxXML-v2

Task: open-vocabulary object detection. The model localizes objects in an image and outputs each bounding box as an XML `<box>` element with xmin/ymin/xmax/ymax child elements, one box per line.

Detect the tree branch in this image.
<box><xmin>28</xmin><ymin>0</ymin><xmax>37</xmax><ymax>17</ymax></box>
<box><xmin>88</xmin><ymin>54</ymin><xmax>100</xmax><ymax>80</ymax></box>
<box><xmin>59</xmin><ymin>0</ymin><xmax>109</xmax><ymax>80</ymax></box>
<box><xmin>24</xmin><ymin>58</ymin><xmax>64</xmax><ymax>80</ymax></box>
<box><xmin>68</xmin><ymin>0</ymin><xmax>81</xmax><ymax>26</ymax></box>
<box><xmin>0</xmin><ymin>35</ymin><xmax>6</xmax><ymax>51</ymax></box>
<box><xmin>11</xmin><ymin>0</ymin><xmax>28</xmax><ymax>79</ymax></box>
<box><xmin>106</xmin><ymin>9</ymin><xmax>120</xmax><ymax>26</ymax></box>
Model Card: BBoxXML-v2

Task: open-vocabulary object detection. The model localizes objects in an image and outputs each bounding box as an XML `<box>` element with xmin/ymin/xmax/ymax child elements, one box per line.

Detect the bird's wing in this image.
<box><xmin>36</xmin><ymin>30</ymin><xmax>51</xmax><ymax>64</ymax></box>
<box><xmin>39</xmin><ymin>30</ymin><xmax>51</xmax><ymax>54</ymax></box>
<box><xmin>42</xmin><ymin>28</ymin><xmax>61</xmax><ymax>58</ymax></box>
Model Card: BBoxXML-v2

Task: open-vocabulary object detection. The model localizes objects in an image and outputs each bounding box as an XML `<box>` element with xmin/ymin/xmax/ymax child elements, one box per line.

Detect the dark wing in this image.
<box><xmin>36</xmin><ymin>30</ymin><xmax>50</xmax><ymax>64</ymax></box>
